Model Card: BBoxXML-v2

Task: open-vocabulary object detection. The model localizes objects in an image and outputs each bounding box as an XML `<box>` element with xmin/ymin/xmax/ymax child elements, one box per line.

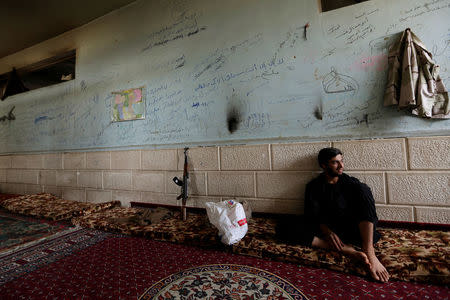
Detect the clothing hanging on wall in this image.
<box><xmin>384</xmin><ymin>28</ymin><xmax>449</xmax><ymax>119</ymax></box>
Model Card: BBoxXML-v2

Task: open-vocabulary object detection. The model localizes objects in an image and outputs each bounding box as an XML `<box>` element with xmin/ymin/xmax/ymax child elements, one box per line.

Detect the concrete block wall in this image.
<box><xmin>0</xmin><ymin>136</ymin><xmax>448</xmax><ymax>224</ymax></box>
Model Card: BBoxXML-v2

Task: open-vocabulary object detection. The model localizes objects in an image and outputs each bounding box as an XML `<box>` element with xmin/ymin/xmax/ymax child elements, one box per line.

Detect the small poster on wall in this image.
<box><xmin>111</xmin><ymin>87</ymin><xmax>145</xmax><ymax>122</ymax></box>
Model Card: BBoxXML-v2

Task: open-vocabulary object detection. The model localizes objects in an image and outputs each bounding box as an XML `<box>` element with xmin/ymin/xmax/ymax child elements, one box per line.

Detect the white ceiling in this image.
<box><xmin>1</xmin><ymin>0</ymin><xmax>137</xmax><ymax>59</ymax></box>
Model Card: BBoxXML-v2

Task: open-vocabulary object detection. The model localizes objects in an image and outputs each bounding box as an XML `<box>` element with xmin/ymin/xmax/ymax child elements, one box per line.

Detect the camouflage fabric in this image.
<box><xmin>1</xmin><ymin>193</ymin><xmax>120</xmax><ymax>221</ymax></box>
<box><xmin>384</xmin><ymin>29</ymin><xmax>449</xmax><ymax>118</ymax></box>
<box><xmin>375</xmin><ymin>228</ymin><xmax>449</xmax><ymax>285</ymax></box>
<box><xmin>0</xmin><ymin>194</ymin><xmax>20</xmax><ymax>205</ymax></box>
<box><xmin>72</xmin><ymin>208</ymin><xmax>449</xmax><ymax>285</ymax></box>
<box><xmin>72</xmin><ymin>207</ymin><xmax>222</xmax><ymax>248</ymax></box>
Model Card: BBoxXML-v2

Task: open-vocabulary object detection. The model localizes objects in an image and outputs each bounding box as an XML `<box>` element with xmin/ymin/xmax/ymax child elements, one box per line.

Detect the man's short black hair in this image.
<box><xmin>318</xmin><ymin>147</ymin><xmax>342</xmax><ymax>167</ymax></box>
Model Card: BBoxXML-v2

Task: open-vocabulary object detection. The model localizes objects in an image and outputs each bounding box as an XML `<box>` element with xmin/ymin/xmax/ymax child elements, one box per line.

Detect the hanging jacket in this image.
<box><xmin>384</xmin><ymin>28</ymin><xmax>449</xmax><ymax>119</ymax></box>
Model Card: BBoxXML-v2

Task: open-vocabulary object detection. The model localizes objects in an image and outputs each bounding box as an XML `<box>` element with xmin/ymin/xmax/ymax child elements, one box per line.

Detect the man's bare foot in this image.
<box><xmin>312</xmin><ymin>237</ymin><xmax>371</xmax><ymax>267</ymax></box>
<box><xmin>367</xmin><ymin>254</ymin><xmax>389</xmax><ymax>282</ymax></box>
<box><xmin>342</xmin><ymin>246</ymin><xmax>371</xmax><ymax>267</ymax></box>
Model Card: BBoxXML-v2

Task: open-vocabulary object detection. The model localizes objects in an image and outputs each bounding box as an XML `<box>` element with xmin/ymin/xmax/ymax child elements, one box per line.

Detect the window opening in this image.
<box><xmin>320</xmin><ymin>0</ymin><xmax>370</xmax><ymax>12</ymax></box>
<box><xmin>0</xmin><ymin>49</ymin><xmax>76</xmax><ymax>100</ymax></box>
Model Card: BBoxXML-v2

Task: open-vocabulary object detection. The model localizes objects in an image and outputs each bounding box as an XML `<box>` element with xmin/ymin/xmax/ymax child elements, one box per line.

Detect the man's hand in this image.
<box><xmin>326</xmin><ymin>231</ymin><xmax>344</xmax><ymax>251</ymax></box>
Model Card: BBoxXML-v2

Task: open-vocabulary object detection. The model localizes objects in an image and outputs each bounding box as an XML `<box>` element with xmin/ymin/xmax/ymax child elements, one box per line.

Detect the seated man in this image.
<box><xmin>304</xmin><ymin>147</ymin><xmax>389</xmax><ymax>282</ymax></box>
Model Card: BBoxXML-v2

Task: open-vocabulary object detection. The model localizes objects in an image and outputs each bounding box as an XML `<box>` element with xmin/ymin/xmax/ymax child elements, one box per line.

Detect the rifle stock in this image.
<box><xmin>172</xmin><ymin>147</ymin><xmax>189</xmax><ymax>221</ymax></box>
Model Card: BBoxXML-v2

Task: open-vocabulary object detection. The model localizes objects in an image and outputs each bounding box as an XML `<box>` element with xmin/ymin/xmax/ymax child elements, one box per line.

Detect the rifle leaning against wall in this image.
<box><xmin>172</xmin><ymin>147</ymin><xmax>189</xmax><ymax>221</ymax></box>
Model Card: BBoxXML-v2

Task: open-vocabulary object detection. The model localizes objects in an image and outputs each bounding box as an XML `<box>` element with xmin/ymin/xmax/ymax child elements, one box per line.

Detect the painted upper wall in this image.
<box><xmin>0</xmin><ymin>0</ymin><xmax>449</xmax><ymax>153</ymax></box>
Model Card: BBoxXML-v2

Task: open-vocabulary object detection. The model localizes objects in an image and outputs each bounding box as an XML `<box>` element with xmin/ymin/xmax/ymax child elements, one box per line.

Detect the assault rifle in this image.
<box><xmin>173</xmin><ymin>147</ymin><xmax>189</xmax><ymax>221</ymax></box>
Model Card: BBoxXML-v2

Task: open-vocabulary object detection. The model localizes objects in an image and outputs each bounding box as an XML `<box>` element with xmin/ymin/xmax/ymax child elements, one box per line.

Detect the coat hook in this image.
<box><xmin>304</xmin><ymin>22</ymin><xmax>310</xmax><ymax>40</ymax></box>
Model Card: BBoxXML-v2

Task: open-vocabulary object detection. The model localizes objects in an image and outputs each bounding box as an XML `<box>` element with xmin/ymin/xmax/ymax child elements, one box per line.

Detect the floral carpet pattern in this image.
<box><xmin>1</xmin><ymin>235</ymin><xmax>448</xmax><ymax>299</ymax></box>
<box><xmin>139</xmin><ymin>264</ymin><xmax>308</xmax><ymax>300</ymax></box>
<box><xmin>0</xmin><ymin>209</ymin><xmax>73</xmax><ymax>253</ymax></box>
<box><xmin>1</xmin><ymin>193</ymin><xmax>120</xmax><ymax>221</ymax></box>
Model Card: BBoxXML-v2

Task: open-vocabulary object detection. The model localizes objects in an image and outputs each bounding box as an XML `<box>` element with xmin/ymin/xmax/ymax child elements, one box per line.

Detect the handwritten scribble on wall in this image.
<box><xmin>0</xmin><ymin>106</ymin><xmax>15</xmax><ymax>122</ymax></box>
<box><xmin>142</xmin><ymin>12</ymin><xmax>206</xmax><ymax>52</ymax></box>
<box><xmin>322</xmin><ymin>67</ymin><xmax>359</xmax><ymax>94</ymax></box>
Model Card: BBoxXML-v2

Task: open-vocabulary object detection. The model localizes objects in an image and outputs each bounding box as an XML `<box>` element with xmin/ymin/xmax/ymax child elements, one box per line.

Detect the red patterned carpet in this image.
<box><xmin>0</xmin><ymin>230</ymin><xmax>448</xmax><ymax>299</ymax></box>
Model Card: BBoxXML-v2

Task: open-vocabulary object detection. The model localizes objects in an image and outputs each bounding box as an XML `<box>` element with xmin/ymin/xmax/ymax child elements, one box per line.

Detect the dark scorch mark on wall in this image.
<box><xmin>227</xmin><ymin>112</ymin><xmax>239</xmax><ymax>133</ymax></box>
<box><xmin>314</xmin><ymin>105</ymin><xmax>323</xmax><ymax>120</ymax></box>
<box><xmin>226</xmin><ymin>91</ymin><xmax>243</xmax><ymax>133</ymax></box>
<box><xmin>227</xmin><ymin>105</ymin><xmax>241</xmax><ymax>133</ymax></box>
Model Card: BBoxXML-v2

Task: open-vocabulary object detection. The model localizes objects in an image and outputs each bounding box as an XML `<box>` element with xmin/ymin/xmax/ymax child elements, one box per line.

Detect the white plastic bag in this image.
<box><xmin>205</xmin><ymin>200</ymin><xmax>248</xmax><ymax>245</ymax></box>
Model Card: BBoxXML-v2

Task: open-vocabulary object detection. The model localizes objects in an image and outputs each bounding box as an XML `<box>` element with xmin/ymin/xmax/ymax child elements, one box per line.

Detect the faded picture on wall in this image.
<box><xmin>111</xmin><ymin>87</ymin><xmax>145</xmax><ymax>122</ymax></box>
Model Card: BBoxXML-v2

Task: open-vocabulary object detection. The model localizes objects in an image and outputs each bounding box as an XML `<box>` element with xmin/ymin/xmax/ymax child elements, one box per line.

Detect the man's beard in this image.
<box><xmin>325</xmin><ymin>167</ymin><xmax>341</xmax><ymax>177</ymax></box>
